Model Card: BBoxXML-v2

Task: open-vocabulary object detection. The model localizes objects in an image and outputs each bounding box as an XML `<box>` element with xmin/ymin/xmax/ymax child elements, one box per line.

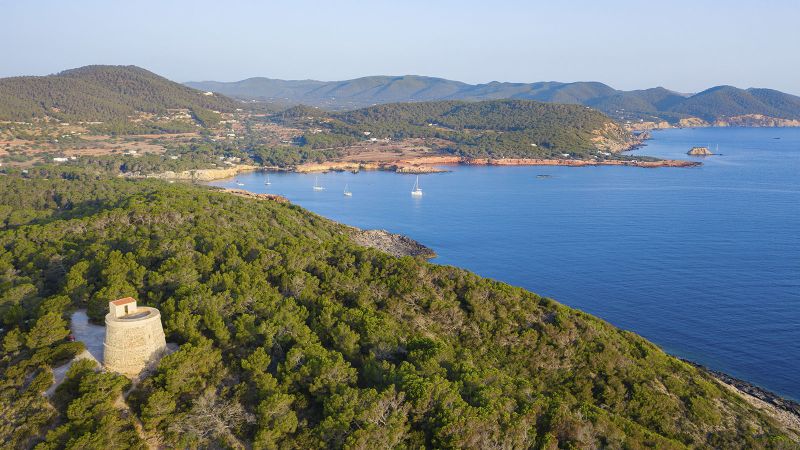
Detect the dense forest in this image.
<box><xmin>0</xmin><ymin>168</ymin><xmax>796</xmax><ymax>449</ymax></box>
<box><xmin>277</xmin><ymin>100</ymin><xmax>636</xmax><ymax>159</ymax></box>
<box><xmin>0</xmin><ymin>65</ymin><xmax>238</xmax><ymax>122</ymax></box>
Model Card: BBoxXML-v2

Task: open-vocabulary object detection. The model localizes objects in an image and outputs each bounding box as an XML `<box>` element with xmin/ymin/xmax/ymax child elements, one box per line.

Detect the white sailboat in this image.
<box><xmin>235</xmin><ymin>179</ymin><xmax>244</xmax><ymax>186</ymax></box>
<box><xmin>265</xmin><ymin>174</ymin><xmax>271</xmax><ymax>186</ymax></box>
<box><xmin>411</xmin><ymin>176</ymin><xmax>423</xmax><ymax>197</ymax></box>
<box><xmin>313</xmin><ymin>176</ymin><xmax>324</xmax><ymax>191</ymax></box>
<box><xmin>343</xmin><ymin>184</ymin><xmax>352</xmax><ymax>196</ymax></box>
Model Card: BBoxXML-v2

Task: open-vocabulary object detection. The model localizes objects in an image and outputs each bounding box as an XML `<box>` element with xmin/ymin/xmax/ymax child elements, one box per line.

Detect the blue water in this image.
<box><xmin>212</xmin><ymin>127</ymin><xmax>800</xmax><ymax>401</ymax></box>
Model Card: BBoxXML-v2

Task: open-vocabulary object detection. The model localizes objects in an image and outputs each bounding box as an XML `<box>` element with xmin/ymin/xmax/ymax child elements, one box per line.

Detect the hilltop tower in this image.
<box><xmin>103</xmin><ymin>297</ymin><xmax>167</xmax><ymax>378</ymax></box>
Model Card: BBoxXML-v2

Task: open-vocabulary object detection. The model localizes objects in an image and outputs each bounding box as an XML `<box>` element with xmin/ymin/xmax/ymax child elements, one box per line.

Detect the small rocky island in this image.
<box><xmin>688</xmin><ymin>146</ymin><xmax>714</xmax><ymax>156</ymax></box>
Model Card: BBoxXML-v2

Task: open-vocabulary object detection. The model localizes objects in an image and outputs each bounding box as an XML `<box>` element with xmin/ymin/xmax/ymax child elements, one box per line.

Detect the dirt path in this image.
<box><xmin>45</xmin><ymin>310</ymin><xmax>105</xmax><ymax>397</ymax></box>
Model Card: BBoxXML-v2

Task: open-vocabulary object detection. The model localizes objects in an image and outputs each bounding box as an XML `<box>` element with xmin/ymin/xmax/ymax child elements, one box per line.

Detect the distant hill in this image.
<box><xmin>669</xmin><ymin>86</ymin><xmax>800</xmax><ymax>122</ymax></box>
<box><xmin>0</xmin><ymin>65</ymin><xmax>238</xmax><ymax>122</ymax></box>
<box><xmin>277</xmin><ymin>99</ymin><xmax>637</xmax><ymax>159</ymax></box>
<box><xmin>187</xmin><ymin>76</ymin><xmax>800</xmax><ymax>124</ymax></box>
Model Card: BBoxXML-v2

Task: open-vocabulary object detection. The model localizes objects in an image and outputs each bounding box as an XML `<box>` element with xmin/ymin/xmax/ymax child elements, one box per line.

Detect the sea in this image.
<box><xmin>211</xmin><ymin>127</ymin><xmax>800</xmax><ymax>401</ymax></box>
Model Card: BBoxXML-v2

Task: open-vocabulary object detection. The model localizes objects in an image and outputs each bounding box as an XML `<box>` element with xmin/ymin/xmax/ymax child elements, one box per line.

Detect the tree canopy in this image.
<box><xmin>0</xmin><ymin>169</ymin><xmax>795</xmax><ymax>449</ymax></box>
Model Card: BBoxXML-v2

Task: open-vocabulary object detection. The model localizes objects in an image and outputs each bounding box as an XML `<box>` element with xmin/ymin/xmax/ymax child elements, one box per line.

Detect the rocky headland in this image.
<box><xmin>627</xmin><ymin>114</ymin><xmax>800</xmax><ymax>131</ymax></box>
<box><xmin>128</xmin><ymin>164</ymin><xmax>260</xmax><ymax>181</ymax></box>
<box><xmin>348</xmin><ymin>227</ymin><xmax>437</xmax><ymax>258</ymax></box>
<box><xmin>215</xmin><ymin>188</ymin><xmax>435</xmax><ymax>258</ymax></box>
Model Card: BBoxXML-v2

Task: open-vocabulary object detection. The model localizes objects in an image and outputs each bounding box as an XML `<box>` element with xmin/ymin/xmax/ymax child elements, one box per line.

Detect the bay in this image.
<box><xmin>212</xmin><ymin>127</ymin><xmax>800</xmax><ymax>400</ymax></box>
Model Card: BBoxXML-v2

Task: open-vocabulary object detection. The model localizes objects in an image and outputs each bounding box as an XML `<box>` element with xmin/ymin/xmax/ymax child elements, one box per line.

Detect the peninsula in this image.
<box><xmin>0</xmin><ymin>66</ymin><xmax>701</xmax><ymax>179</ymax></box>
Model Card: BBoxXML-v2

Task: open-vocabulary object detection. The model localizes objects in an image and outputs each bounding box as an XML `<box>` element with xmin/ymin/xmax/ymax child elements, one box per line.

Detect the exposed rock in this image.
<box><xmin>295</xmin><ymin>162</ymin><xmax>379</xmax><ymax>173</ymax></box>
<box><xmin>215</xmin><ymin>187</ymin><xmax>432</xmax><ymax>258</ymax></box>
<box><xmin>391</xmin><ymin>164</ymin><xmax>448</xmax><ymax>174</ymax></box>
<box><xmin>679</xmin><ymin>117</ymin><xmax>710</xmax><ymax>128</ymax></box>
<box><xmin>348</xmin><ymin>228</ymin><xmax>436</xmax><ymax>258</ymax></box>
<box><xmin>625</xmin><ymin>121</ymin><xmax>672</xmax><ymax>131</ymax></box>
<box><xmin>219</xmin><ymin>188</ymin><xmax>289</xmax><ymax>203</ymax></box>
<box><xmin>714</xmin><ymin>114</ymin><xmax>800</xmax><ymax>128</ymax></box>
<box><xmin>682</xmin><ymin>359</ymin><xmax>800</xmax><ymax>438</ymax></box>
<box><xmin>629</xmin><ymin>114</ymin><xmax>800</xmax><ymax>131</ymax></box>
<box><xmin>688</xmin><ymin>146</ymin><xmax>714</xmax><ymax>156</ymax></box>
<box><xmin>388</xmin><ymin>155</ymin><xmax>698</xmax><ymax>168</ymax></box>
<box><xmin>590</xmin><ymin>121</ymin><xmax>642</xmax><ymax>152</ymax></box>
<box><xmin>294</xmin><ymin>161</ymin><xmax>447</xmax><ymax>174</ymax></box>
<box><xmin>126</xmin><ymin>165</ymin><xmax>259</xmax><ymax>181</ymax></box>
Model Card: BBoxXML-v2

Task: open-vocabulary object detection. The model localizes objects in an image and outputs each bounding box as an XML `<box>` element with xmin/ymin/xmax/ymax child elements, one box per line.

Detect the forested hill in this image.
<box><xmin>187</xmin><ymin>75</ymin><xmax>800</xmax><ymax>124</ymax></box>
<box><xmin>0</xmin><ymin>65</ymin><xmax>239</xmax><ymax>121</ymax></box>
<box><xmin>1</xmin><ymin>168</ymin><xmax>796</xmax><ymax>448</ymax></box>
<box><xmin>281</xmin><ymin>99</ymin><xmax>637</xmax><ymax>158</ymax></box>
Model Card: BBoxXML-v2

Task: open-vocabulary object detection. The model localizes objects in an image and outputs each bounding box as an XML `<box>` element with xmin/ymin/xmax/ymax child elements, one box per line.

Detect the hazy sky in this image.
<box><xmin>3</xmin><ymin>0</ymin><xmax>799</xmax><ymax>94</ymax></box>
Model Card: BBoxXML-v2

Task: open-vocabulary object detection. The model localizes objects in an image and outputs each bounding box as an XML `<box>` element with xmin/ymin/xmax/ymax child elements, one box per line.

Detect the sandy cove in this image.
<box><xmin>294</xmin><ymin>155</ymin><xmax>699</xmax><ymax>173</ymax></box>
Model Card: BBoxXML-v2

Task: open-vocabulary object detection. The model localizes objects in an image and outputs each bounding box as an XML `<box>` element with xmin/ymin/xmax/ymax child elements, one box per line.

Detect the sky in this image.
<box><xmin>3</xmin><ymin>0</ymin><xmax>799</xmax><ymax>94</ymax></box>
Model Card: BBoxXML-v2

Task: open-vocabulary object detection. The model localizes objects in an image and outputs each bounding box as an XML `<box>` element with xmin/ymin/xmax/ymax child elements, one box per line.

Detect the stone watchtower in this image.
<box><xmin>103</xmin><ymin>297</ymin><xmax>167</xmax><ymax>378</ymax></box>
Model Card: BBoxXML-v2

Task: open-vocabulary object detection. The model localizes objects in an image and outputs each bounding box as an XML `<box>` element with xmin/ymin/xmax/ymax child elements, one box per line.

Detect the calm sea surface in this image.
<box><xmin>212</xmin><ymin>127</ymin><xmax>800</xmax><ymax>400</ymax></box>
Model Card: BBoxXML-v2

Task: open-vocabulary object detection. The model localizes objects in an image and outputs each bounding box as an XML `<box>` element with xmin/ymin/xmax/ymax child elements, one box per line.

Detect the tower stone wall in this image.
<box><xmin>103</xmin><ymin>299</ymin><xmax>167</xmax><ymax>378</ymax></box>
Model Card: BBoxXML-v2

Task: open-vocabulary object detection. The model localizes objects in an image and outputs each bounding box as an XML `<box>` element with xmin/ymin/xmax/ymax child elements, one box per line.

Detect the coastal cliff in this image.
<box><xmin>628</xmin><ymin>114</ymin><xmax>800</xmax><ymax>131</ymax></box>
<box><xmin>293</xmin><ymin>154</ymin><xmax>698</xmax><ymax>173</ymax></box>
<box><xmin>460</xmin><ymin>157</ymin><xmax>698</xmax><ymax>168</ymax></box>
<box><xmin>294</xmin><ymin>161</ymin><xmax>447</xmax><ymax>174</ymax></box>
<box><xmin>591</xmin><ymin>121</ymin><xmax>644</xmax><ymax>152</ymax></box>
<box><xmin>129</xmin><ymin>164</ymin><xmax>259</xmax><ymax>181</ymax></box>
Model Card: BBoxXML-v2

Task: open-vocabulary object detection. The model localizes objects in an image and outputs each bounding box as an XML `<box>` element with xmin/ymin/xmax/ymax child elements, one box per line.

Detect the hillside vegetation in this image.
<box><xmin>189</xmin><ymin>75</ymin><xmax>800</xmax><ymax>123</ymax></box>
<box><xmin>0</xmin><ymin>65</ymin><xmax>238</xmax><ymax>122</ymax></box>
<box><xmin>0</xmin><ymin>168</ymin><xmax>796</xmax><ymax>449</ymax></box>
<box><xmin>277</xmin><ymin>100</ymin><xmax>637</xmax><ymax>159</ymax></box>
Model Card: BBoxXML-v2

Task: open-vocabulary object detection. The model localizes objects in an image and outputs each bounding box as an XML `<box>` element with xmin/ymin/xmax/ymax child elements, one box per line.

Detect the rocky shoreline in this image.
<box><xmin>127</xmin><ymin>164</ymin><xmax>260</xmax><ymax>181</ymax></box>
<box><xmin>294</xmin><ymin>161</ymin><xmax>449</xmax><ymax>174</ymax></box>
<box><xmin>214</xmin><ymin>188</ymin><xmax>435</xmax><ymax>258</ymax></box>
<box><xmin>626</xmin><ymin>114</ymin><xmax>800</xmax><ymax>131</ymax></box>
<box><xmin>682</xmin><ymin>359</ymin><xmax>800</xmax><ymax>434</ymax></box>
<box><xmin>219</xmin><ymin>188</ymin><xmax>290</xmax><ymax>203</ymax></box>
<box><xmin>458</xmin><ymin>157</ymin><xmax>699</xmax><ymax>168</ymax></box>
<box><xmin>347</xmin><ymin>227</ymin><xmax>437</xmax><ymax>258</ymax></box>
<box><xmin>293</xmin><ymin>155</ymin><xmax>699</xmax><ymax>173</ymax></box>
<box><xmin>214</xmin><ymin>185</ymin><xmax>797</xmax><ymax>436</ymax></box>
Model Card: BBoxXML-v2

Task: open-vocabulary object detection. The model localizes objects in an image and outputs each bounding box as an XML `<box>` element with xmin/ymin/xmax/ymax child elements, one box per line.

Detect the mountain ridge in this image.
<box><xmin>186</xmin><ymin>75</ymin><xmax>800</xmax><ymax>125</ymax></box>
<box><xmin>0</xmin><ymin>65</ymin><xmax>238</xmax><ymax>122</ymax></box>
